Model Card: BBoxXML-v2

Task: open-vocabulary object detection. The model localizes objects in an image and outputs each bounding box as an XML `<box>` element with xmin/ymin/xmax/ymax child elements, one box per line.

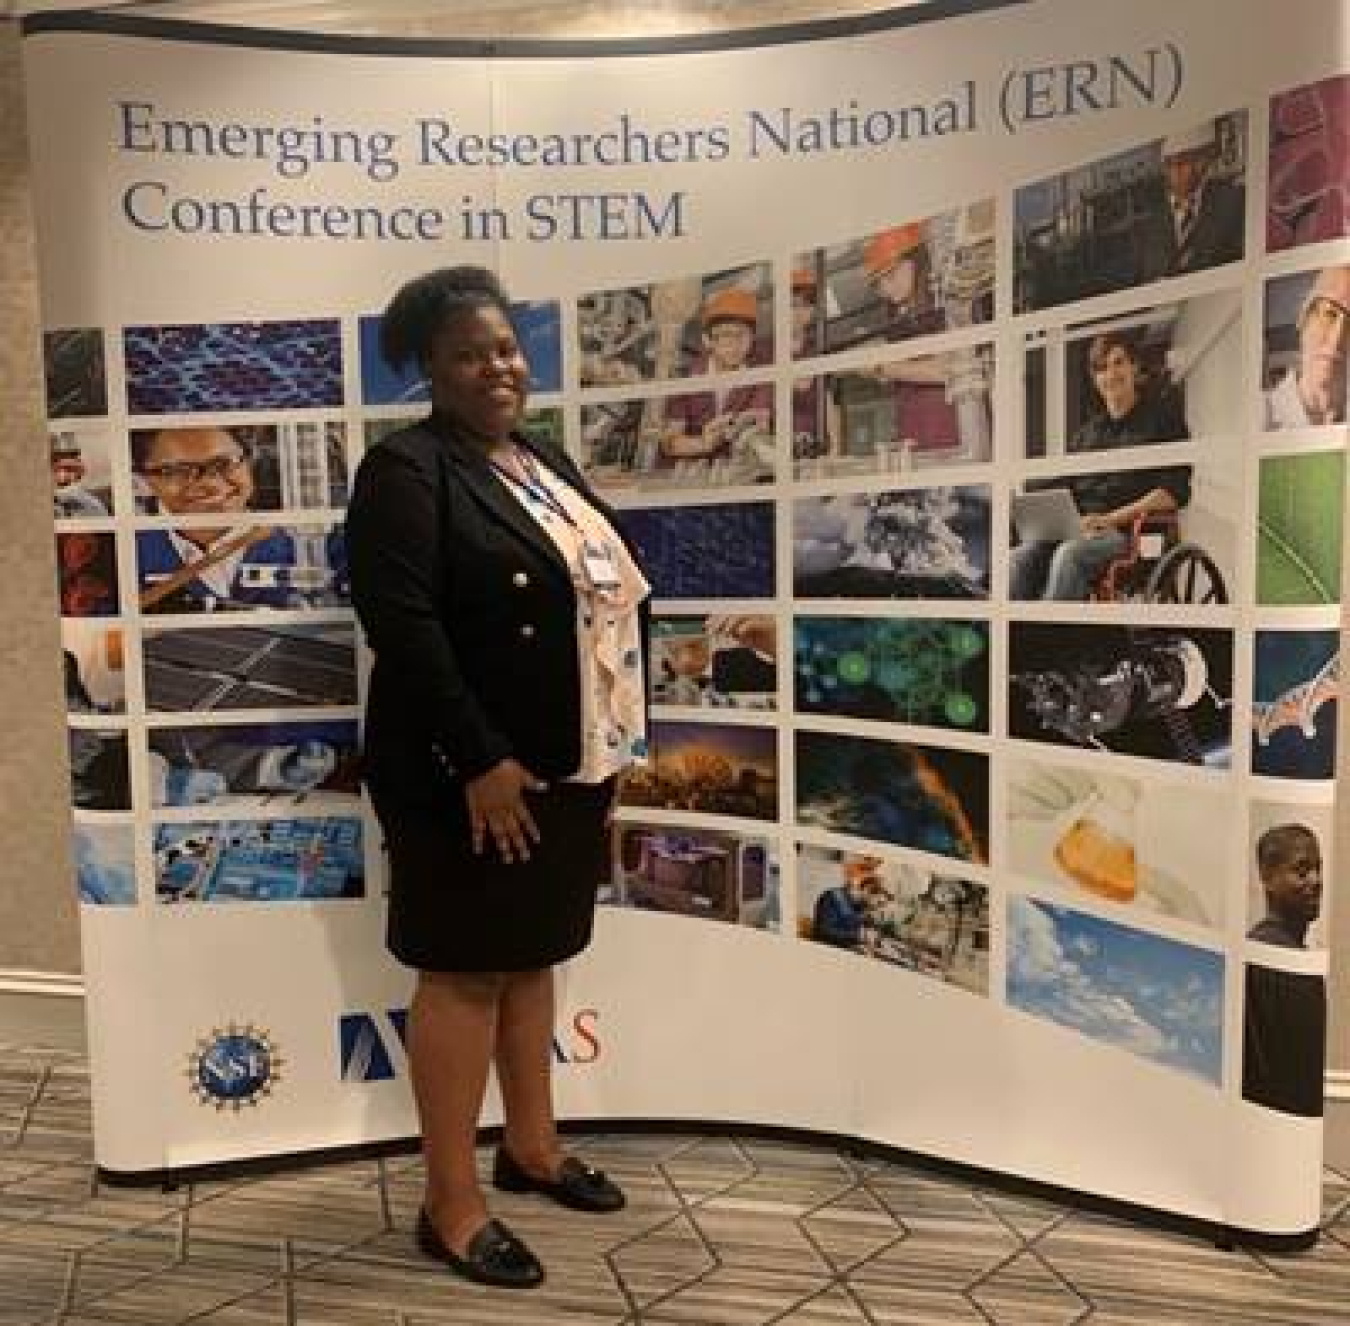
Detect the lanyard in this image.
<box><xmin>490</xmin><ymin>447</ymin><xmax>579</xmax><ymax>529</ymax></box>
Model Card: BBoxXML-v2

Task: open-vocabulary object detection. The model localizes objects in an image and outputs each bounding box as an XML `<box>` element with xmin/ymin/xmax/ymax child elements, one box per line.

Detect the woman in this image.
<box><xmin>346</xmin><ymin>267</ymin><xmax>649</xmax><ymax>1290</ymax></box>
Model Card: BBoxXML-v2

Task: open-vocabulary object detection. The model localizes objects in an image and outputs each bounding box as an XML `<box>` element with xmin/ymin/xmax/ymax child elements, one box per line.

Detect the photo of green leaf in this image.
<box><xmin>1257</xmin><ymin>451</ymin><xmax>1345</xmax><ymax>605</ymax></box>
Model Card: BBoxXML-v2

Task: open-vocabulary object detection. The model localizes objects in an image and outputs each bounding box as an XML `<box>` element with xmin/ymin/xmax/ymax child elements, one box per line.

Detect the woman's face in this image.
<box><xmin>425</xmin><ymin>304</ymin><xmax>529</xmax><ymax>441</ymax></box>
<box><xmin>1091</xmin><ymin>346</ymin><xmax>1141</xmax><ymax>419</ymax></box>
<box><xmin>139</xmin><ymin>427</ymin><xmax>254</xmax><ymax>516</ymax></box>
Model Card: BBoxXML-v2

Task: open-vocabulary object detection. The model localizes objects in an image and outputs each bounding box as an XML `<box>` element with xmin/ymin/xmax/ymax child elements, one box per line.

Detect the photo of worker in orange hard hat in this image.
<box><xmin>576</xmin><ymin>262</ymin><xmax>772</xmax><ymax>386</ymax></box>
<box><xmin>659</xmin><ymin>282</ymin><xmax>773</xmax><ymax>473</ymax></box>
<box><xmin>792</xmin><ymin>201</ymin><xmax>995</xmax><ymax>356</ymax></box>
<box><xmin>863</xmin><ymin>222</ymin><xmax>942</xmax><ymax>338</ymax></box>
<box><xmin>574</xmin><ymin>271</ymin><xmax>775</xmax><ymax>491</ymax></box>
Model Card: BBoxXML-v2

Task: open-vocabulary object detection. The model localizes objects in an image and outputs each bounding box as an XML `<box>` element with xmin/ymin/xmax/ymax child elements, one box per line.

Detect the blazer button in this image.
<box><xmin>512</xmin><ymin>572</ymin><xmax>529</xmax><ymax>588</ymax></box>
<box><xmin>519</xmin><ymin>624</ymin><xmax>535</xmax><ymax>639</ymax></box>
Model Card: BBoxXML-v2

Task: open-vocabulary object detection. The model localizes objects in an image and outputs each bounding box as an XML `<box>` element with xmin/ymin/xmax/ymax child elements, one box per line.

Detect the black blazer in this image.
<box><xmin>347</xmin><ymin>413</ymin><xmax>641</xmax><ymax>811</ymax></box>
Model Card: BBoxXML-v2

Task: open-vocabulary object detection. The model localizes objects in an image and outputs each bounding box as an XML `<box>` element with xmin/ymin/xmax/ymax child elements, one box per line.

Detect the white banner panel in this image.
<box><xmin>25</xmin><ymin>0</ymin><xmax>1348</xmax><ymax>1243</ymax></box>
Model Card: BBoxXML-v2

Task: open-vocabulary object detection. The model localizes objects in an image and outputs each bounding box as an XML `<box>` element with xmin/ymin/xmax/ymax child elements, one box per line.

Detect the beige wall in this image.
<box><xmin>0</xmin><ymin>20</ymin><xmax>79</xmax><ymax>975</ymax></box>
<box><xmin>1</xmin><ymin>8</ymin><xmax>1346</xmax><ymax>1111</ymax></box>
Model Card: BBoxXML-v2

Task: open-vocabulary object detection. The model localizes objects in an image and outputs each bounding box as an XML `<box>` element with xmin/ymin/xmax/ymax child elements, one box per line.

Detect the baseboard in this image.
<box><xmin>0</xmin><ymin>970</ymin><xmax>86</xmax><ymax>1053</ymax></box>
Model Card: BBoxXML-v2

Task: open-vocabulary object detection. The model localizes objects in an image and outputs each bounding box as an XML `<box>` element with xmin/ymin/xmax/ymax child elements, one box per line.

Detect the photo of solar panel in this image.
<box><xmin>153</xmin><ymin>817</ymin><xmax>364</xmax><ymax>903</ymax></box>
<box><xmin>142</xmin><ymin>624</ymin><xmax>358</xmax><ymax>712</ymax></box>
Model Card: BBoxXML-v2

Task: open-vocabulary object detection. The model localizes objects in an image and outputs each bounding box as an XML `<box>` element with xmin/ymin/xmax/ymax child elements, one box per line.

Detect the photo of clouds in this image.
<box><xmin>1007</xmin><ymin>896</ymin><xmax>1224</xmax><ymax>1085</ymax></box>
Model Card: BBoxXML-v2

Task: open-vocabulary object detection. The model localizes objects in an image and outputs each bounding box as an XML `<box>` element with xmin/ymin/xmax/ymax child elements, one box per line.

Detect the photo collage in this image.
<box><xmin>1007</xmin><ymin>81</ymin><xmax>1346</xmax><ymax>1114</ymax></box>
<box><xmin>53</xmin><ymin>319</ymin><xmax>363</xmax><ymax>907</ymax></box>
<box><xmin>46</xmin><ymin>74</ymin><xmax>1346</xmax><ymax>1111</ymax></box>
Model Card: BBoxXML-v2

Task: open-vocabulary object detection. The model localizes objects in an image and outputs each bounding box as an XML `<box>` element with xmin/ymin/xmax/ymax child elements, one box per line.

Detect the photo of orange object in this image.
<box><xmin>1007</xmin><ymin>757</ymin><xmax>1226</xmax><ymax>928</ymax></box>
<box><xmin>1054</xmin><ymin>813</ymin><xmax>1139</xmax><ymax>903</ymax></box>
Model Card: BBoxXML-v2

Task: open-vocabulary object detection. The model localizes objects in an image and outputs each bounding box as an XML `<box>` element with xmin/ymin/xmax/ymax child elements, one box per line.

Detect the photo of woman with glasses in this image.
<box><xmin>130</xmin><ymin>425</ymin><xmax>347</xmax><ymax>613</ymax></box>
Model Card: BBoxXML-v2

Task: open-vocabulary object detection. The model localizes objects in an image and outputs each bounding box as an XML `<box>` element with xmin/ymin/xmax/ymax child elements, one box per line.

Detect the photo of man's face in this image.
<box><xmin>1262</xmin><ymin>832</ymin><xmax>1323</xmax><ymax>926</ymax></box>
<box><xmin>1090</xmin><ymin>345</ymin><xmax>1143</xmax><ymax>418</ymax></box>
<box><xmin>138</xmin><ymin>427</ymin><xmax>254</xmax><ymax>516</ymax></box>
<box><xmin>1163</xmin><ymin>146</ymin><xmax>1211</xmax><ymax>204</ymax></box>
<box><xmin>1297</xmin><ymin>273</ymin><xmax>1350</xmax><ymax>408</ymax></box>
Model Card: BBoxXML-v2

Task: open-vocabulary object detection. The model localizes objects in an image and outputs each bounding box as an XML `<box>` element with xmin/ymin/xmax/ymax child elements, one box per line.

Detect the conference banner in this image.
<box><xmin>25</xmin><ymin>0</ymin><xmax>1347</xmax><ymax>1242</ymax></box>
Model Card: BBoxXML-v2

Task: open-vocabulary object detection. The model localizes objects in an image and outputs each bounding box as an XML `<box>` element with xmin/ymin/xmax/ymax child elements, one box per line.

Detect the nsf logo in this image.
<box><xmin>187</xmin><ymin>1024</ymin><xmax>283</xmax><ymax>1111</ymax></box>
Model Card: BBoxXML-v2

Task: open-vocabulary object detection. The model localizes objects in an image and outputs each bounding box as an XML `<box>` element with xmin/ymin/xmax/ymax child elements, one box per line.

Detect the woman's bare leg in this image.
<box><xmin>409</xmin><ymin>969</ymin><xmax>502</xmax><ymax>1250</ymax></box>
<box><xmin>495</xmin><ymin>965</ymin><xmax>564</xmax><ymax>1178</ymax></box>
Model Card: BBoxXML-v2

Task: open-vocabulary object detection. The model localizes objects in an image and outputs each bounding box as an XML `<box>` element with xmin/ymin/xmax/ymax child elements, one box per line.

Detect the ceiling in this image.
<box><xmin>3</xmin><ymin>0</ymin><xmax>939</xmax><ymax>38</ymax></box>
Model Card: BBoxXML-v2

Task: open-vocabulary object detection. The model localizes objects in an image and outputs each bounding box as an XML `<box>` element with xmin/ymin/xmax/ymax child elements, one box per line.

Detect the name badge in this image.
<box><xmin>582</xmin><ymin>540</ymin><xmax>621</xmax><ymax>589</ymax></box>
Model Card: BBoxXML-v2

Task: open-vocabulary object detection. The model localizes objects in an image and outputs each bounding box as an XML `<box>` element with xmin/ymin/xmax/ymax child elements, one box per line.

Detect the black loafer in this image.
<box><xmin>492</xmin><ymin>1147</ymin><xmax>627</xmax><ymax>1213</ymax></box>
<box><xmin>415</xmin><ymin>1208</ymin><xmax>544</xmax><ymax>1289</ymax></box>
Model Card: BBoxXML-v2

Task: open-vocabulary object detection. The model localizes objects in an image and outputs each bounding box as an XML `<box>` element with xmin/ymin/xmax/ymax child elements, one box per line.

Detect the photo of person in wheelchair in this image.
<box><xmin>1011</xmin><ymin>330</ymin><xmax>1229</xmax><ymax>605</ymax></box>
<box><xmin>1009</xmin><ymin>463</ymin><xmax>1196</xmax><ymax>603</ymax></box>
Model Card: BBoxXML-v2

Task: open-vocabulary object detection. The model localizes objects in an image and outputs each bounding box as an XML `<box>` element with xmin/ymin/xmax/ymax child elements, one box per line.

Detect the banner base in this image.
<box><xmin>93</xmin><ymin>1117</ymin><xmax>1321</xmax><ymax>1254</ymax></box>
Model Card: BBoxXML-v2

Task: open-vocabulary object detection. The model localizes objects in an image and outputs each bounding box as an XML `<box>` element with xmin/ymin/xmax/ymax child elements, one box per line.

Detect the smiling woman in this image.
<box><xmin>345</xmin><ymin>265</ymin><xmax>650</xmax><ymax>1288</ymax></box>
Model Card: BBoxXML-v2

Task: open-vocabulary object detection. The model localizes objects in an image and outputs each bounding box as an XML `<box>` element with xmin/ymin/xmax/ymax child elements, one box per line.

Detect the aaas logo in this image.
<box><xmin>187</xmin><ymin>1023</ymin><xmax>283</xmax><ymax>1111</ymax></box>
<box><xmin>339</xmin><ymin>1007</ymin><xmax>601</xmax><ymax>1082</ymax></box>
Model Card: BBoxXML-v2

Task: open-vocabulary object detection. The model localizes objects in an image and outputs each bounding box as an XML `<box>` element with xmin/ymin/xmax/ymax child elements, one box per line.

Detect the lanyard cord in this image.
<box><xmin>489</xmin><ymin>447</ymin><xmax>579</xmax><ymax>529</ymax></box>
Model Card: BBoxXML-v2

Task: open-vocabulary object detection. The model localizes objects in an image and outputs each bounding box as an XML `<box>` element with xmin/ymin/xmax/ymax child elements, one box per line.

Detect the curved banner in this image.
<box><xmin>25</xmin><ymin>0</ymin><xmax>1347</xmax><ymax>1241</ymax></box>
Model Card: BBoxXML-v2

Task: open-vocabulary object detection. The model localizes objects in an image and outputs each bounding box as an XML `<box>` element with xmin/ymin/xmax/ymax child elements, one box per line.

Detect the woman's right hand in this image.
<box><xmin>465</xmin><ymin>759</ymin><xmax>547</xmax><ymax>863</ymax></box>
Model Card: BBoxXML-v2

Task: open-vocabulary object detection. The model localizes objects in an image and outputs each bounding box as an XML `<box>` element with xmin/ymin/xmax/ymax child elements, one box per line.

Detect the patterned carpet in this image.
<box><xmin>2</xmin><ymin>1044</ymin><xmax>1349</xmax><ymax>1324</ymax></box>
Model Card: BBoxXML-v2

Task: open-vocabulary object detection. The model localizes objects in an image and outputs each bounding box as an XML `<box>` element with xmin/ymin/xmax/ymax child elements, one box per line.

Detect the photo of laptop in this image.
<box><xmin>1011</xmin><ymin>487</ymin><xmax>1081</xmax><ymax>543</ymax></box>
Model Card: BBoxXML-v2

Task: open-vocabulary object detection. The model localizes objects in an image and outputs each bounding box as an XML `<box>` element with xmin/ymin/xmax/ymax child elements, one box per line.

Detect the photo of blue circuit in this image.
<box><xmin>618</xmin><ymin>501</ymin><xmax>775</xmax><ymax>599</ymax></box>
<box><xmin>124</xmin><ymin>319</ymin><xmax>343</xmax><ymax>412</ymax></box>
<box><xmin>153</xmin><ymin>817</ymin><xmax>363</xmax><ymax>902</ymax></box>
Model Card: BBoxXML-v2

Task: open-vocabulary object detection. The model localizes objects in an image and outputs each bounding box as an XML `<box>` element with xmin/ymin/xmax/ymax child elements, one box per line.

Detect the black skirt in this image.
<box><xmin>372</xmin><ymin>778</ymin><xmax>614</xmax><ymax>973</ymax></box>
